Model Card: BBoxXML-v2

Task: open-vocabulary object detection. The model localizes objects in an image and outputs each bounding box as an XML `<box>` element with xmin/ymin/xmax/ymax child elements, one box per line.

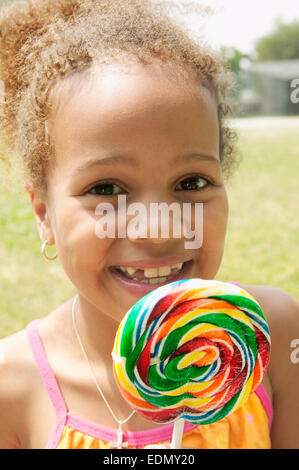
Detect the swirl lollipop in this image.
<box><xmin>112</xmin><ymin>279</ymin><xmax>270</xmax><ymax>448</ymax></box>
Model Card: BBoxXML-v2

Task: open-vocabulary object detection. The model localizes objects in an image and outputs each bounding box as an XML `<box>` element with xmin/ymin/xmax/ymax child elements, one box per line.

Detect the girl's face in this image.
<box><xmin>37</xmin><ymin>60</ymin><xmax>228</xmax><ymax>320</ymax></box>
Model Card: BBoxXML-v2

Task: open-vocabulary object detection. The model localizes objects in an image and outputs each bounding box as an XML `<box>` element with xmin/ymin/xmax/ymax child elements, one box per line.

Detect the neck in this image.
<box><xmin>71</xmin><ymin>292</ymin><xmax>136</xmax><ymax>429</ymax></box>
<box><xmin>72</xmin><ymin>293</ymin><xmax>120</xmax><ymax>359</ymax></box>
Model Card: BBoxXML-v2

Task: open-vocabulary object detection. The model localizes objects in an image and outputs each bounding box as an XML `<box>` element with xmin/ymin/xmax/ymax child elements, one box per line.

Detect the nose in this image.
<box><xmin>125</xmin><ymin>200</ymin><xmax>185</xmax><ymax>244</ymax></box>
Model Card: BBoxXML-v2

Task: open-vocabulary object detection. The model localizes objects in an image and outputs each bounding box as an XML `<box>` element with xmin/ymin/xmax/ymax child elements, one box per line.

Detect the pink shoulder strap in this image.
<box><xmin>26</xmin><ymin>320</ymin><xmax>68</xmax><ymax>418</ymax></box>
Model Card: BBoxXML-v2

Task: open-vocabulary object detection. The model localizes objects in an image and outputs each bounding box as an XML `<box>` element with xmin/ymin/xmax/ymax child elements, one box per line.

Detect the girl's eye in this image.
<box><xmin>175</xmin><ymin>175</ymin><xmax>211</xmax><ymax>191</ymax></box>
<box><xmin>85</xmin><ymin>182</ymin><xmax>125</xmax><ymax>196</ymax></box>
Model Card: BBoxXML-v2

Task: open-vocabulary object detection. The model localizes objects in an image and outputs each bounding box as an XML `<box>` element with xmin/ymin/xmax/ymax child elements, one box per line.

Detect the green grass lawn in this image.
<box><xmin>1</xmin><ymin>117</ymin><xmax>299</xmax><ymax>338</ymax></box>
<box><xmin>217</xmin><ymin>118</ymin><xmax>299</xmax><ymax>296</ymax></box>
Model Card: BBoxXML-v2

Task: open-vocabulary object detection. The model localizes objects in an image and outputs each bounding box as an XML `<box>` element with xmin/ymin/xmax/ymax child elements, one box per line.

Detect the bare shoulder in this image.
<box><xmin>239</xmin><ymin>283</ymin><xmax>299</xmax><ymax>448</ymax></box>
<box><xmin>0</xmin><ymin>298</ymin><xmax>74</xmax><ymax>449</ymax></box>
<box><xmin>239</xmin><ymin>284</ymin><xmax>299</xmax><ymax>359</ymax></box>
<box><xmin>239</xmin><ymin>283</ymin><xmax>299</xmax><ymax>320</ymax></box>
<box><xmin>239</xmin><ymin>283</ymin><xmax>299</xmax><ymax>375</ymax></box>
<box><xmin>0</xmin><ymin>327</ymin><xmax>37</xmax><ymax>448</ymax></box>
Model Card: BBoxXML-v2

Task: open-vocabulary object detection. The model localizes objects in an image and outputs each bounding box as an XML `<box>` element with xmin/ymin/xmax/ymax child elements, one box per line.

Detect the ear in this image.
<box><xmin>24</xmin><ymin>180</ymin><xmax>55</xmax><ymax>245</ymax></box>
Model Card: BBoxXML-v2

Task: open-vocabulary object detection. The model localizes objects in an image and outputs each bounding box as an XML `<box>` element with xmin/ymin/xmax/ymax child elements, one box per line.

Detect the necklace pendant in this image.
<box><xmin>112</xmin><ymin>428</ymin><xmax>129</xmax><ymax>449</ymax></box>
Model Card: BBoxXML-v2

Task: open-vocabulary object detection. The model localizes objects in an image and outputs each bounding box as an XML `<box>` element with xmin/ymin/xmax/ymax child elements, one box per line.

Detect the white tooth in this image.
<box><xmin>126</xmin><ymin>267</ymin><xmax>137</xmax><ymax>275</ymax></box>
<box><xmin>157</xmin><ymin>277</ymin><xmax>168</xmax><ymax>284</ymax></box>
<box><xmin>149</xmin><ymin>277</ymin><xmax>161</xmax><ymax>284</ymax></box>
<box><xmin>158</xmin><ymin>266</ymin><xmax>171</xmax><ymax>276</ymax></box>
<box><xmin>119</xmin><ymin>266</ymin><xmax>127</xmax><ymax>272</ymax></box>
<box><xmin>172</xmin><ymin>262</ymin><xmax>183</xmax><ymax>270</ymax></box>
<box><xmin>144</xmin><ymin>268</ymin><xmax>159</xmax><ymax>278</ymax></box>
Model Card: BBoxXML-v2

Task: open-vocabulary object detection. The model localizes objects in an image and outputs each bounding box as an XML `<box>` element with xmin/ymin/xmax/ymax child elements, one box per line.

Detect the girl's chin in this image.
<box><xmin>107</xmin><ymin>259</ymin><xmax>195</xmax><ymax>300</ymax></box>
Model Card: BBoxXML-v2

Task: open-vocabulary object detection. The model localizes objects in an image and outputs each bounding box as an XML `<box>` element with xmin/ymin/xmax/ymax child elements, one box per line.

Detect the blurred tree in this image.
<box><xmin>220</xmin><ymin>46</ymin><xmax>251</xmax><ymax>73</ymax></box>
<box><xmin>255</xmin><ymin>19</ymin><xmax>299</xmax><ymax>61</ymax></box>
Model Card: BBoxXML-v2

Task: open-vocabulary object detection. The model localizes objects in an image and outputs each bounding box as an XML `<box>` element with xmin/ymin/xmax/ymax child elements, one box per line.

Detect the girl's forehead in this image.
<box><xmin>50</xmin><ymin>63</ymin><xmax>217</xmax><ymax>141</ymax></box>
<box><xmin>46</xmin><ymin>58</ymin><xmax>220</xmax><ymax>177</ymax></box>
<box><xmin>49</xmin><ymin>58</ymin><xmax>216</xmax><ymax>119</ymax></box>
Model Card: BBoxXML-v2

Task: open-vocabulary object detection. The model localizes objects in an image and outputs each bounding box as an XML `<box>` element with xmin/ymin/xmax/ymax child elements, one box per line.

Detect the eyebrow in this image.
<box><xmin>174</xmin><ymin>153</ymin><xmax>220</xmax><ymax>165</ymax></box>
<box><xmin>72</xmin><ymin>152</ymin><xmax>219</xmax><ymax>175</ymax></box>
<box><xmin>72</xmin><ymin>155</ymin><xmax>138</xmax><ymax>175</ymax></box>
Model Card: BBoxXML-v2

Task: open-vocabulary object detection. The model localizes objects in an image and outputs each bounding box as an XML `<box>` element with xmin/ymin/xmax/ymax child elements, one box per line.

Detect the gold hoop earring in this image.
<box><xmin>41</xmin><ymin>239</ymin><xmax>58</xmax><ymax>261</ymax></box>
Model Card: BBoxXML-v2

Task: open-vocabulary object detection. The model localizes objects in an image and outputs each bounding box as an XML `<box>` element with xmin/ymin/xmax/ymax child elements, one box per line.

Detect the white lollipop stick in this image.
<box><xmin>171</xmin><ymin>418</ymin><xmax>185</xmax><ymax>449</ymax></box>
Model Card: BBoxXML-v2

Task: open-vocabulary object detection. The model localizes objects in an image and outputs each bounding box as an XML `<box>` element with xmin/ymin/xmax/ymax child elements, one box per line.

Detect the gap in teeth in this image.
<box><xmin>118</xmin><ymin>262</ymin><xmax>184</xmax><ymax>280</ymax></box>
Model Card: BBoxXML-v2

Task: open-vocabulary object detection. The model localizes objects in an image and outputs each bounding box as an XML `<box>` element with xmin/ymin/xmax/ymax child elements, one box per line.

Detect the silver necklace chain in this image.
<box><xmin>71</xmin><ymin>293</ymin><xmax>135</xmax><ymax>448</ymax></box>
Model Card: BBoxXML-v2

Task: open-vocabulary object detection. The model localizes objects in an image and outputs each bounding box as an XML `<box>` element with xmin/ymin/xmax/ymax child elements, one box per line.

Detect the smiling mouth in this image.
<box><xmin>109</xmin><ymin>260</ymin><xmax>192</xmax><ymax>285</ymax></box>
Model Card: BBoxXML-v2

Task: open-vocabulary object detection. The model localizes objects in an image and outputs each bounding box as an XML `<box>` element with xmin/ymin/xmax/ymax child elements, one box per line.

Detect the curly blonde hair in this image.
<box><xmin>0</xmin><ymin>0</ymin><xmax>238</xmax><ymax>195</ymax></box>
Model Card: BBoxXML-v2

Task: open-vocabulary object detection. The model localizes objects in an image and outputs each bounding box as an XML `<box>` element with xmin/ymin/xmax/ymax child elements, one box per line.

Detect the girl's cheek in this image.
<box><xmin>55</xmin><ymin>209</ymin><xmax>111</xmax><ymax>264</ymax></box>
<box><xmin>194</xmin><ymin>195</ymin><xmax>228</xmax><ymax>274</ymax></box>
<box><xmin>202</xmin><ymin>192</ymin><xmax>228</xmax><ymax>238</ymax></box>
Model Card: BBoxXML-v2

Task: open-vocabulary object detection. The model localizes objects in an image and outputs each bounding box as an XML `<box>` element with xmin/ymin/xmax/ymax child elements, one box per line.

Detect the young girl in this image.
<box><xmin>0</xmin><ymin>0</ymin><xmax>298</xmax><ymax>450</ymax></box>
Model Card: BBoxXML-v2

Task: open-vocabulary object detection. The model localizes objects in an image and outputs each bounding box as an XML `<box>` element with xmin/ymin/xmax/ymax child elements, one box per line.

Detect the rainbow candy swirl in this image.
<box><xmin>112</xmin><ymin>279</ymin><xmax>270</xmax><ymax>424</ymax></box>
